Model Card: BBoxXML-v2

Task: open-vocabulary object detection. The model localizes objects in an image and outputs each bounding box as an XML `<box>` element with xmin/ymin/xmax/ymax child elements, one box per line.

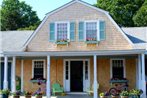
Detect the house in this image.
<box><xmin>0</xmin><ymin>0</ymin><xmax>147</xmax><ymax>98</ymax></box>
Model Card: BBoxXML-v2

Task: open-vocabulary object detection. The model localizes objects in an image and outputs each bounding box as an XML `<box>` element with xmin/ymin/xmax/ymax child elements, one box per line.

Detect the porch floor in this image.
<box><xmin>51</xmin><ymin>94</ymin><xmax>93</xmax><ymax>98</ymax></box>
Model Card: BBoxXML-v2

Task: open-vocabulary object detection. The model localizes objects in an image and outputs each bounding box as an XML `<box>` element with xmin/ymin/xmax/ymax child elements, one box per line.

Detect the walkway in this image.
<box><xmin>51</xmin><ymin>94</ymin><xmax>93</xmax><ymax>98</ymax></box>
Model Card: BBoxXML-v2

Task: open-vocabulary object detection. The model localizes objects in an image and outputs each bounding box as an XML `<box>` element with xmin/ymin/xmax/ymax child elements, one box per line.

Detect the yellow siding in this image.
<box><xmin>16</xmin><ymin>57</ymin><xmax>136</xmax><ymax>93</ymax></box>
<box><xmin>27</xmin><ymin>2</ymin><xmax>132</xmax><ymax>51</ymax></box>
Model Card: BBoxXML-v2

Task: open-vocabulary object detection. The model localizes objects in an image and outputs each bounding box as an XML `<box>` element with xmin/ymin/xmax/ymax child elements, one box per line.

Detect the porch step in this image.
<box><xmin>66</xmin><ymin>92</ymin><xmax>87</xmax><ymax>95</ymax></box>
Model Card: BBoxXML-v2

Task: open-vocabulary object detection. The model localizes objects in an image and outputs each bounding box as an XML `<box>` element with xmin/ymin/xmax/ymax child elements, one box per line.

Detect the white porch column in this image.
<box><xmin>141</xmin><ymin>53</ymin><xmax>146</xmax><ymax>98</ymax></box>
<box><xmin>12</xmin><ymin>56</ymin><xmax>16</xmax><ymax>92</ymax></box>
<box><xmin>138</xmin><ymin>55</ymin><xmax>142</xmax><ymax>89</ymax></box>
<box><xmin>3</xmin><ymin>56</ymin><xmax>8</xmax><ymax>89</ymax></box>
<box><xmin>21</xmin><ymin>59</ymin><xmax>24</xmax><ymax>92</ymax></box>
<box><xmin>93</xmin><ymin>55</ymin><xmax>98</xmax><ymax>98</ymax></box>
<box><xmin>47</xmin><ymin>55</ymin><xmax>51</xmax><ymax>98</ymax></box>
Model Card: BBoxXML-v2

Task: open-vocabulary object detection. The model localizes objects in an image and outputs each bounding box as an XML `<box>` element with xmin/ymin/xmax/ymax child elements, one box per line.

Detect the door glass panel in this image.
<box><xmin>65</xmin><ymin>61</ymin><xmax>69</xmax><ymax>80</ymax></box>
<box><xmin>85</xmin><ymin>61</ymin><xmax>88</xmax><ymax>80</ymax></box>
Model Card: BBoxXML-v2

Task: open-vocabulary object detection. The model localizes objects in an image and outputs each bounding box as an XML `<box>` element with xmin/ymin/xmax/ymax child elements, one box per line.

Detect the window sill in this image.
<box><xmin>109</xmin><ymin>79</ymin><xmax>128</xmax><ymax>83</ymax></box>
<box><xmin>85</xmin><ymin>41</ymin><xmax>99</xmax><ymax>44</ymax></box>
<box><xmin>56</xmin><ymin>42</ymin><xmax>69</xmax><ymax>45</ymax></box>
<box><xmin>30</xmin><ymin>79</ymin><xmax>46</xmax><ymax>83</ymax></box>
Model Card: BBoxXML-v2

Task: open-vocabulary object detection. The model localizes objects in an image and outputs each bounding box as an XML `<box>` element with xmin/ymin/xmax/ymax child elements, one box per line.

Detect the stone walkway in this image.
<box><xmin>51</xmin><ymin>94</ymin><xmax>93</xmax><ymax>98</ymax></box>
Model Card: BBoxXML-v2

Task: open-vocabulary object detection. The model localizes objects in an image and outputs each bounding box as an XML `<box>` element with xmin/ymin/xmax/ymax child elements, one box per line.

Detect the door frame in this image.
<box><xmin>63</xmin><ymin>59</ymin><xmax>90</xmax><ymax>92</ymax></box>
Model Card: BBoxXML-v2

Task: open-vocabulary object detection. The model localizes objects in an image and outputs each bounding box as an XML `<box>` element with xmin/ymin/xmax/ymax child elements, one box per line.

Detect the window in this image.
<box><xmin>56</xmin><ymin>23</ymin><xmax>69</xmax><ymax>41</ymax></box>
<box><xmin>86</xmin><ymin>22</ymin><xmax>97</xmax><ymax>41</ymax></box>
<box><xmin>79</xmin><ymin>20</ymin><xmax>106</xmax><ymax>42</ymax></box>
<box><xmin>33</xmin><ymin>60</ymin><xmax>45</xmax><ymax>79</ymax></box>
<box><xmin>49</xmin><ymin>22</ymin><xmax>75</xmax><ymax>43</ymax></box>
<box><xmin>111</xmin><ymin>59</ymin><xmax>125</xmax><ymax>79</ymax></box>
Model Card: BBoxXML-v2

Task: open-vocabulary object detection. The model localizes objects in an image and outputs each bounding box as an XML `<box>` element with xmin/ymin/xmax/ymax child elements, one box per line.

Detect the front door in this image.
<box><xmin>70</xmin><ymin>61</ymin><xmax>83</xmax><ymax>92</ymax></box>
<box><xmin>64</xmin><ymin>59</ymin><xmax>90</xmax><ymax>92</ymax></box>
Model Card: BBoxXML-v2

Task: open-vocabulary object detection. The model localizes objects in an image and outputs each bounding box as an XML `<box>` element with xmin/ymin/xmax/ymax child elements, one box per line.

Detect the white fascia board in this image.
<box><xmin>146</xmin><ymin>28</ymin><xmax>147</xmax><ymax>50</ymax></box>
<box><xmin>3</xmin><ymin>50</ymin><xmax>146</xmax><ymax>57</ymax></box>
<box><xmin>22</xmin><ymin>15</ymin><xmax>48</xmax><ymax>49</ymax></box>
<box><xmin>77</xmin><ymin>0</ymin><xmax>109</xmax><ymax>14</ymax></box>
<box><xmin>106</xmin><ymin>13</ymin><xmax>133</xmax><ymax>46</ymax></box>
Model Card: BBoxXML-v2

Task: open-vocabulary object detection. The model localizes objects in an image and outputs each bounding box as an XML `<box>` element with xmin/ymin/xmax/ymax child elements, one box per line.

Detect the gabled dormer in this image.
<box><xmin>25</xmin><ymin>0</ymin><xmax>132</xmax><ymax>51</ymax></box>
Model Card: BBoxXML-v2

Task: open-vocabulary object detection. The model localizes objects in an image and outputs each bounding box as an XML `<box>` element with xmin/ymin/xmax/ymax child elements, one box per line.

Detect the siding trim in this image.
<box><xmin>106</xmin><ymin>14</ymin><xmax>133</xmax><ymax>46</ymax></box>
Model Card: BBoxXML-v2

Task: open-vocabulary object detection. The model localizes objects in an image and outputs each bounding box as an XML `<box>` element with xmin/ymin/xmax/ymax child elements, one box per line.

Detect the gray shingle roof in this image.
<box><xmin>1</xmin><ymin>27</ymin><xmax>147</xmax><ymax>52</ymax></box>
<box><xmin>122</xmin><ymin>27</ymin><xmax>147</xmax><ymax>49</ymax></box>
<box><xmin>122</xmin><ymin>27</ymin><xmax>147</xmax><ymax>43</ymax></box>
<box><xmin>0</xmin><ymin>31</ymin><xmax>33</xmax><ymax>52</ymax></box>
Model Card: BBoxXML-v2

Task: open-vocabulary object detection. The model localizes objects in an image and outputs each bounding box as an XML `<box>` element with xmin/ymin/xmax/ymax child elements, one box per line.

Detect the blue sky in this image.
<box><xmin>0</xmin><ymin>0</ymin><xmax>97</xmax><ymax>20</ymax></box>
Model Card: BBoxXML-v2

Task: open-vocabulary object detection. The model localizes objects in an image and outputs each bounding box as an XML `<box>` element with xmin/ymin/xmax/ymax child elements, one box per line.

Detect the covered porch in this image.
<box><xmin>1</xmin><ymin>50</ymin><xmax>146</xmax><ymax>98</ymax></box>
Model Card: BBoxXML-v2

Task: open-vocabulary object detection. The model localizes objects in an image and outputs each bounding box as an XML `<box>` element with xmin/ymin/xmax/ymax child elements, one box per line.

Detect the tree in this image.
<box><xmin>133</xmin><ymin>0</ymin><xmax>147</xmax><ymax>26</ymax></box>
<box><xmin>96</xmin><ymin>0</ymin><xmax>144</xmax><ymax>27</ymax></box>
<box><xmin>0</xmin><ymin>0</ymin><xmax>40</xmax><ymax>31</ymax></box>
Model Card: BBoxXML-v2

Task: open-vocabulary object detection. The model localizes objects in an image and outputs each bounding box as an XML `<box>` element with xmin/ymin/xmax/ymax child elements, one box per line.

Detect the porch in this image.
<box><xmin>1</xmin><ymin>50</ymin><xmax>146</xmax><ymax>98</ymax></box>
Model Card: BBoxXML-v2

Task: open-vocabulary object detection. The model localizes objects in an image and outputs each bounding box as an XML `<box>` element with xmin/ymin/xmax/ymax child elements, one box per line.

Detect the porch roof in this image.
<box><xmin>2</xmin><ymin>49</ymin><xmax>146</xmax><ymax>57</ymax></box>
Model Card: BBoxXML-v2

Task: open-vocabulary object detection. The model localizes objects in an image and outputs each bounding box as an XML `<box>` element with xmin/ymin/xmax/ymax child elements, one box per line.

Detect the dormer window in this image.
<box><xmin>85</xmin><ymin>22</ymin><xmax>98</xmax><ymax>41</ymax></box>
<box><xmin>78</xmin><ymin>20</ymin><xmax>106</xmax><ymax>44</ymax></box>
<box><xmin>56</xmin><ymin>22</ymin><xmax>69</xmax><ymax>43</ymax></box>
<box><xmin>49</xmin><ymin>22</ymin><xmax>75</xmax><ymax>44</ymax></box>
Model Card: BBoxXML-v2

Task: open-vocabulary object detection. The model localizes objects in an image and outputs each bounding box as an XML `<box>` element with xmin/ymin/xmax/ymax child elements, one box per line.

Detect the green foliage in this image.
<box><xmin>18</xmin><ymin>25</ymin><xmax>38</xmax><ymax>30</ymax></box>
<box><xmin>133</xmin><ymin>0</ymin><xmax>147</xmax><ymax>26</ymax></box>
<box><xmin>99</xmin><ymin>92</ymin><xmax>105</xmax><ymax>97</ymax></box>
<box><xmin>129</xmin><ymin>89</ymin><xmax>143</xmax><ymax>96</ymax></box>
<box><xmin>0</xmin><ymin>89</ymin><xmax>10</xmax><ymax>95</ymax></box>
<box><xmin>120</xmin><ymin>90</ymin><xmax>129</xmax><ymax>96</ymax></box>
<box><xmin>96</xmin><ymin>0</ymin><xmax>145</xmax><ymax>27</ymax></box>
<box><xmin>0</xmin><ymin>0</ymin><xmax>40</xmax><ymax>31</ymax></box>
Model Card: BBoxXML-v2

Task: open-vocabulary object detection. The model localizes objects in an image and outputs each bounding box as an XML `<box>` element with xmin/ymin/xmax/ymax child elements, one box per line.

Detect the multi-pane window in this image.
<box><xmin>86</xmin><ymin>22</ymin><xmax>97</xmax><ymax>41</ymax></box>
<box><xmin>112</xmin><ymin>59</ymin><xmax>124</xmax><ymax>79</ymax></box>
<box><xmin>33</xmin><ymin>60</ymin><xmax>44</xmax><ymax>79</ymax></box>
<box><xmin>57</xmin><ymin>23</ymin><xmax>68</xmax><ymax>41</ymax></box>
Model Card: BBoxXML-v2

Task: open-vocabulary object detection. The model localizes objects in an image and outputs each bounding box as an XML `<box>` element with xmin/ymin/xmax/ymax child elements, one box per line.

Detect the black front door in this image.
<box><xmin>70</xmin><ymin>61</ymin><xmax>83</xmax><ymax>92</ymax></box>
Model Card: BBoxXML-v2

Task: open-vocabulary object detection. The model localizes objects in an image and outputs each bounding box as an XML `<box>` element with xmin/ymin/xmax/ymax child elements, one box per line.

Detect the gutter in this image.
<box><xmin>3</xmin><ymin>49</ymin><xmax>146</xmax><ymax>57</ymax></box>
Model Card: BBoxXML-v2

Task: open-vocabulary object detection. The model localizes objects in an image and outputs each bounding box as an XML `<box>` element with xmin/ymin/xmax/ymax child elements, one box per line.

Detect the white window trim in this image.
<box><xmin>110</xmin><ymin>58</ymin><xmax>126</xmax><ymax>78</ymax></box>
<box><xmin>32</xmin><ymin>59</ymin><xmax>46</xmax><ymax>79</ymax></box>
<box><xmin>55</xmin><ymin>21</ymin><xmax>70</xmax><ymax>41</ymax></box>
<box><xmin>84</xmin><ymin>20</ymin><xmax>100</xmax><ymax>41</ymax></box>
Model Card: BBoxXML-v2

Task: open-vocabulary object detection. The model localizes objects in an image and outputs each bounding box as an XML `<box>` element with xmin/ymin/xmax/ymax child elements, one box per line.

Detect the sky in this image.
<box><xmin>0</xmin><ymin>0</ymin><xmax>97</xmax><ymax>20</ymax></box>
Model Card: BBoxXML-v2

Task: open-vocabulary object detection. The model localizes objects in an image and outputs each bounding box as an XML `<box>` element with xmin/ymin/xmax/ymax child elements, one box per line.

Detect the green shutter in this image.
<box><xmin>49</xmin><ymin>23</ymin><xmax>55</xmax><ymax>42</ymax></box>
<box><xmin>79</xmin><ymin>22</ymin><xmax>84</xmax><ymax>41</ymax></box>
<box><xmin>100</xmin><ymin>21</ymin><xmax>106</xmax><ymax>40</ymax></box>
<box><xmin>70</xmin><ymin>22</ymin><xmax>75</xmax><ymax>41</ymax></box>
